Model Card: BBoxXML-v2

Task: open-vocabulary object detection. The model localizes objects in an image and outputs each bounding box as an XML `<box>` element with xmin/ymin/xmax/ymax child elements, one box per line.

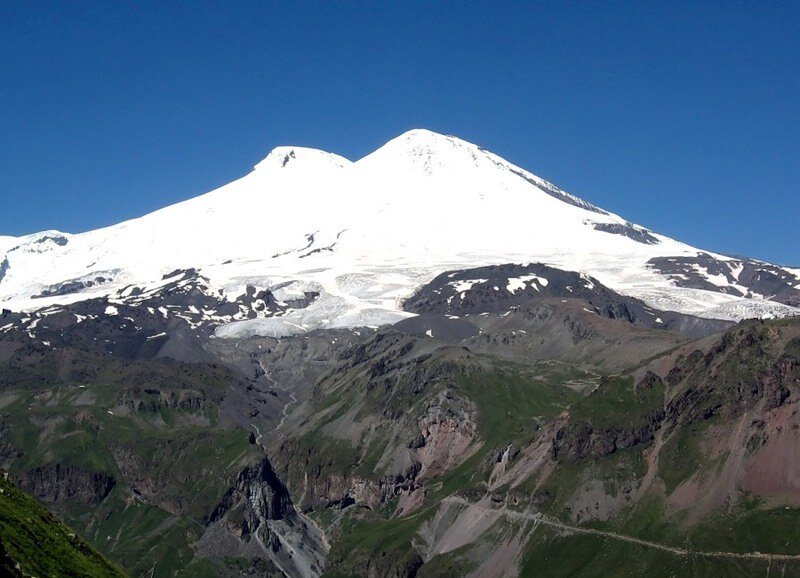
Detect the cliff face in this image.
<box><xmin>208</xmin><ymin>457</ymin><xmax>294</xmax><ymax>526</ymax></box>
<box><xmin>15</xmin><ymin>463</ymin><xmax>117</xmax><ymax>508</ymax></box>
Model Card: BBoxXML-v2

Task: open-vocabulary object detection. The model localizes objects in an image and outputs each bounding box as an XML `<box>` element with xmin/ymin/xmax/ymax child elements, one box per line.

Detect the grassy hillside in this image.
<box><xmin>0</xmin><ymin>470</ymin><xmax>126</xmax><ymax>577</ymax></box>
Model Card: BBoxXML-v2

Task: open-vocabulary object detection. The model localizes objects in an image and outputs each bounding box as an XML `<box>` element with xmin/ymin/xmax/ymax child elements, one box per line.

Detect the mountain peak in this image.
<box><xmin>384</xmin><ymin>128</ymin><xmax>476</xmax><ymax>152</ymax></box>
<box><xmin>357</xmin><ymin>129</ymin><xmax>484</xmax><ymax>175</ymax></box>
<box><xmin>253</xmin><ymin>145</ymin><xmax>351</xmax><ymax>172</ymax></box>
<box><xmin>394</xmin><ymin>128</ymin><xmax>460</xmax><ymax>142</ymax></box>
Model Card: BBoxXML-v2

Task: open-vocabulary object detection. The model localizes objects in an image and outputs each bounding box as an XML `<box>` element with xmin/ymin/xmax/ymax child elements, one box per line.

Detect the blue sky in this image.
<box><xmin>1</xmin><ymin>1</ymin><xmax>798</xmax><ymax>264</ymax></box>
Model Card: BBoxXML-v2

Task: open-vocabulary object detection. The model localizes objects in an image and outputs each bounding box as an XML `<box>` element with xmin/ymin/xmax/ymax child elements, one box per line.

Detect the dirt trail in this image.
<box><xmin>442</xmin><ymin>496</ymin><xmax>800</xmax><ymax>563</ymax></box>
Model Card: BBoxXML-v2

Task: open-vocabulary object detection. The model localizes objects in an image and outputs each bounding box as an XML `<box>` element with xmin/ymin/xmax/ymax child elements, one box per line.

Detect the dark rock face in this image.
<box><xmin>207</xmin><ymin>457</ymin><xmax>294</xmax><ymax>529</ymax></box>
<box><xmin>118</xmin><ymin>386</ymin><xmax>206</xmax><ymax>414</ymax></box>
<box><xmin>499</xmin><ymin>161</ymin><xmax>608</xmax><ymax>215</ymax></box>
<box><xmin>547</xmin><ymin>370</ymin><xmax>670</xmax><ymax>463</ymax></box>
<box><xmin>648</xmin><ymin>253</ymin><xmax>800</xmax><ymax>306</ymax></box>
<box><xmin>551</xmin><ymin>321</ymin><xmax>800</xmax><ymax>462</ymax></box>
<box><xmin>552</xmin><ymin>410</ymin><xmax>665</xmax><ymax>462</ymax></box>
<box><xmin>0</xmin><ymin>414</ymin><xmax>22</xmax><ymax>468</ymax></box>
<box><xmin>592</xmin><ymin>222</ymin><xmax>660</xmax><ymax>245</ymax></box>
<box><xmin>393</xmin><ymin>314</ymin><xmax>480</xmax><ymax>342</ymax></box>
<box><xmin>32</xmin><ymin>234</ymin><xmax>69</xmax><ymax>247</ymax></box>
<box><xmin>271</xmin><ymin>433</ymin><xmax>423</xmax><ymax>513</ymax></box>
<box><xmin>16</xmin><ymin>463</ymin><xmax>116</xmax><ymax>507</ymax></box>
<box><xmin>0</xmin><ymin>257</ymin><xmax>9</xmax><ymax>285</ymax></box>
<box><xmin>638</xmin><ymin>371</ymin><xmax>664</xmax><ymax>391</ymax></box>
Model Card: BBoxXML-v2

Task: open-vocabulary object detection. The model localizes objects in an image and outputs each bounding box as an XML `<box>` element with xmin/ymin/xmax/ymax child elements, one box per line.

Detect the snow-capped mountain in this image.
<box><xmin>1</xmin><ymin>129</ymin><xmax>798</xmax><ymax>338</ymax></box>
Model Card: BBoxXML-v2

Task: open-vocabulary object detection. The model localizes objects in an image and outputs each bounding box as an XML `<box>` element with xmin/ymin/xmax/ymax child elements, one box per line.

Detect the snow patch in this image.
<box><xmin>506</xmin><ymin>274</ymin><xmax>548</xmax><ymax>294</ymax></box>
<box><xmin>449</xmin><ymin>279</ymin><xmax>488</xmax><ymax>293</ymax></box>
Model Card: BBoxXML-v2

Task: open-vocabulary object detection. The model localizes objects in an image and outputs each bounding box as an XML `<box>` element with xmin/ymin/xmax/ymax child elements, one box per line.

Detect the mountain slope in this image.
<box><xmin>1</xmin><ymin>130</ymin><xmax>797</xmax><ymax>343</ymax></box>
<box><xmin>261</xmin><ymin>315</ymin><xmax>800</xmax><ymax>578</ymax></box>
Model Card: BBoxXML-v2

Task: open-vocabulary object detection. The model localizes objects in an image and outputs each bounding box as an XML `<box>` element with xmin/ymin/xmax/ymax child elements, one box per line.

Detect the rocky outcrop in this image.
<box><xmin>15</xmin><ymin>463</ymin><xmax>116</xmax><ymax>507</ymax></box>
<box><xmin>648</xmin><ymin>253</ymin><xmax>800</xmax><ymax>306</ymax></box>
<box><xmin>592</xmin><ymin>221</ymin><xmax>660</xmax><ymax>245</ymax></box>
<box><xmin>550</xmin><ymin>374</ymin><xmax>666</xmax><ymax>463</ymax></box>
<box><xmin>268</xmin><ymin>440</ymin><xmax>413</xmax><ymax>512</ymax></box>
<box><xmin>206</xmin><ymin>457</ymin><xmax>294</xmax><ymax>528</ymax></box>
<box><xmin>402</xmin><ymin>262</ymin><xmax>732</xmax><ymax>337</ymax></box>
<box><xmin>664</xmin><ymin>322</ymin><xmax>799</xmax><ymax>429</ymax></box>
<box><xmin>414</xmin><ymin>392</ymin><xmax>478</xmax><ymax>479</ymax></box>
<box><xmin>117</xmin><ymin>386</ymin><xmax>206</xmax><ymax>413</ymax></box>
<box><xmin>551</xmin><ymin>411</ymin><xmax>664</xmax><ymax>462</ymax></box>
<box><xmin>199</xmin><ymin>456</ymin><xmax>328</xmax><ymax>578</ymax></box>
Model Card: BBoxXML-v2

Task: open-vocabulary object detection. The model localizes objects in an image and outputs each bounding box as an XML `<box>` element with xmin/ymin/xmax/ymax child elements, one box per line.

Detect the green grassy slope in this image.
<box><xmin>0</xmin><ymin>471</ymin><xmax>126</xmax><ymax>577</ymax></box>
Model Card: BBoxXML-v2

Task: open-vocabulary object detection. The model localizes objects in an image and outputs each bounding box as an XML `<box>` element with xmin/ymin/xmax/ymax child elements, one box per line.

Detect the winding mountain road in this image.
<box><xmin>443</xmin><ymin>496</ymin><xmax>800</xmax><ymax>563</ymax></box>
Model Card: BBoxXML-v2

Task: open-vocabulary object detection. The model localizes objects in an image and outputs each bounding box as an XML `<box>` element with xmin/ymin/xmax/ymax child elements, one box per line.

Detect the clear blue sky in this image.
<box><xmin>1</xmin><ymin>1</ymin><xmax>798</xmax><ymax>264</ymax></box>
